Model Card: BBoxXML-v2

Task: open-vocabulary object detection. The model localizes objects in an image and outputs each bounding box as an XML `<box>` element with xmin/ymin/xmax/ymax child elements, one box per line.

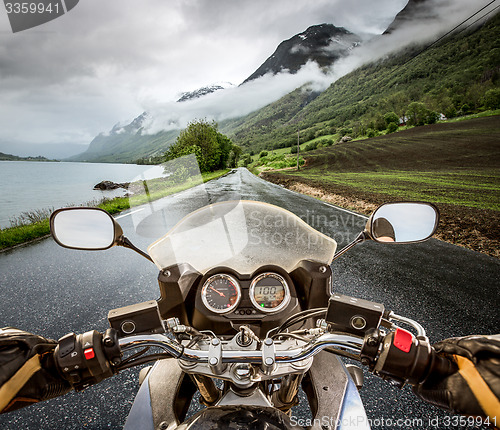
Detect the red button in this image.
<box><xmin>394</xmin><ymin>328</ymin><xmax>413</xmax><ymax>353</ymax></box>
<box><xmin>84</xmin><ymin>348</ymin><xmax>95</xmax><ymax>360</ymax></box>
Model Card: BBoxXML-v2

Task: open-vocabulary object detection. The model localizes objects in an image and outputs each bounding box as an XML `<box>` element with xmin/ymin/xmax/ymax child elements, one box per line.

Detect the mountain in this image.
<box><xmin>177</xmin><ymin>82</ymin><xmax>234</xmax><ymax>102</ymax></box>
<box><xmin>384</xmin><ymin>0</ymin><xmax>435</xmax><ymax>34</ymax></box>
<box><xmin>222</xmin><ymin>11</ymin><xmax>500</xmax><ymax>152</ymax></box>
<box><xmin>242</xmin><ymin>24</ymin><xmax>361</xmax><ymax>84</ymax></box>
<box><xmin>72</xmin><ymin>24</ymin><xmax>361</xmax><ymax>163</ymax></box>
<box><xmin>68</xmin><ymin>112</ymin><xmax>179</xmax><ymax>163</ymax></box>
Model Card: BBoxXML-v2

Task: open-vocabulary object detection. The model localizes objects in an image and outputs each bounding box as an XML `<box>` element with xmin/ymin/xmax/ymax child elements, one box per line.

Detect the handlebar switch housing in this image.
<box><xmin>325</xmin><ymin>294</ymin><xmax>384</xmax><ymax>337</ymax></box>
<box><xmin>372</xmin><ymin>329</ymin><xmax>433</xmax><ymax>386</ymax></box>
<box><xmin>55</xmin><ymin>330</ymin><xmax>118</xmax><ymax>391</ymax></box>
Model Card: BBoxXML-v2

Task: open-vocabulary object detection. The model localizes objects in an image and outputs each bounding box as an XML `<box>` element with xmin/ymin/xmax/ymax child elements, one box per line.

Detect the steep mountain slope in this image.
<box><xmin>68</xmin><ymin>113</ymin><xmax>179</xmax><ymax>163</ymax></box>
<box><xmin>383</xmin><ymin>0</ymin><xmax>435</xmax><ymax>34</ymax></box>
<box><xmin>243</xmin><ymin>24</ymin><xmax>361</xmax><ymax>84</ymax></box>
<box><xmin>223</xmin><ymin>11</ymin><xmax>500</xmax><ymax>152</ymax></box>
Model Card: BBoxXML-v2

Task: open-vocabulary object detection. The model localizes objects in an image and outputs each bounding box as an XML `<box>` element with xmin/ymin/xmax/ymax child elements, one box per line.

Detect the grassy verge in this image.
<box><xmin>260</xmin><ymin>116</ymin><xmax>500</xmax><ymax>258</ymax></box>
<box><xmin>0</xmin><ymin>169</ymin><xmax>230</xmax><ymax>251</ymax></box>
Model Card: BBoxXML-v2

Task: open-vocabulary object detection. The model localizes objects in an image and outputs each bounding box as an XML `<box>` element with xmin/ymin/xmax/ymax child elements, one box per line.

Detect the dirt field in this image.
<box><xmin>262</xmin><ymin>169</ymin><xmax>500</xmax><ymax>259</ymax></box>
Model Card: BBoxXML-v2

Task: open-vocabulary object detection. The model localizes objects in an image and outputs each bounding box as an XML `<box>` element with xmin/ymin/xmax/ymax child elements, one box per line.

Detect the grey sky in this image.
<box><xmin>0</xmin><ymin>0</ymin><xmax>495</xmax><ymax>154</ymax></box>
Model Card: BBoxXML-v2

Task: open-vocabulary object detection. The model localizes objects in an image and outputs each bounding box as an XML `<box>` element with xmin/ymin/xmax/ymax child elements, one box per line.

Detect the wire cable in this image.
<box><xmin>391</xmin><ymin>0</ymin><xmax>500</xmax><ymax>75</ymax></box>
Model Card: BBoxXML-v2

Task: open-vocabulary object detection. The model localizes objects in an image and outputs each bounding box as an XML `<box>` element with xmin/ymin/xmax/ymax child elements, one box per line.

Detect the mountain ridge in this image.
<box><xmin>69</xmin><ymin>23</ymin><xmax>363</xmax><ymax>163</ymax></box>
<box><xmin>242</xmin><ymin>23</ymin><xmax>361</xmax><ymax>84</ymax></box>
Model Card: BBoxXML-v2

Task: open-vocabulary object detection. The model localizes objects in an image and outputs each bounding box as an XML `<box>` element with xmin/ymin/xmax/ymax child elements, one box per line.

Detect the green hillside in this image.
<box><xmin>222</xmin><ymin>13</ymin><xmax>500</xmax><ymax>153</ymax></box>
<box><xmin>69</xmin><ymin>126</ymin><xmax>179</xmax><ymax>163</ymax></box>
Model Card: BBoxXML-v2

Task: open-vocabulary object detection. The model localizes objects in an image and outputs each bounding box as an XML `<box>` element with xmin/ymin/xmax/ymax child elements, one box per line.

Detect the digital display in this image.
<box><xmin>254</xmin><ymin>284</ymin><xmax>285</xmax><ymax>308</ymax></box>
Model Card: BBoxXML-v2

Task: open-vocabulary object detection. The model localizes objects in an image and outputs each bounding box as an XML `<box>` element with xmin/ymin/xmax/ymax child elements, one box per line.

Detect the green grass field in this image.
<box><xmin>273</xmin><ymin>116</ymin><xmax>500</xmax><ymax>211</ymax></box>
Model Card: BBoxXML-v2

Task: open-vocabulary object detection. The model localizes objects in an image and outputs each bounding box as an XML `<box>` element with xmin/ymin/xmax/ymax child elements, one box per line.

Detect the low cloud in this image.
<box><xmin>142</xmin><ymin>62</ymin><xmax>334</xmax><ymax>134</ymax></box>
<box><xmin>141</xmin><ymin>0</ymin><xmax>499</xmax><ymax>136</ymax></box>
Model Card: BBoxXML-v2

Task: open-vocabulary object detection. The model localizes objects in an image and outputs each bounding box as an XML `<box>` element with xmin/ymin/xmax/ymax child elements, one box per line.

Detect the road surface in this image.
<box><xmin>1</xmin><ymin>168</ymin><xmax>498</xmax><ymax>429</ymax></box>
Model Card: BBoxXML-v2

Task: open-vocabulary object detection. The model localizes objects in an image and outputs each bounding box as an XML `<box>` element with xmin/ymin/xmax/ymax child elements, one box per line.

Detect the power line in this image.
<box><xmin>392</xmin><ymin>0</ymin><xmax>499</xmax><ymax>73</ymax></box>
<box><xmin>455</xmin><ymin>3</ymin><xmax>500</xmax><ymax>34</ymax></box>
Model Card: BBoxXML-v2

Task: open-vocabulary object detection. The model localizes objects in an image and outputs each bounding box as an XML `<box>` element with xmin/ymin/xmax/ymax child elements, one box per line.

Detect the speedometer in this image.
<box><xmin>201</xmin><ymin>274</ymin><xmax>242</xmax><ymax>314</ymax></box>
<box><xmin>250</xmin><ymin>272</ymin><xmax>290</xmax><ymax>313</ymax></box>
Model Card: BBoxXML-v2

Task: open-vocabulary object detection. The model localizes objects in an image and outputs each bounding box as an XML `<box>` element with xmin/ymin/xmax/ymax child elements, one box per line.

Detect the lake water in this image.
<box><xmin>0</xmin><ymin>161</ymin><xmax>166</xmax><ymax>228</ymax></box>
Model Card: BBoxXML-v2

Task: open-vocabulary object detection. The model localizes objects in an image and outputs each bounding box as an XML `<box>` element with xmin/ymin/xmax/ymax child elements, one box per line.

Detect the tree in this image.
<box><xmin>483</xmin><ymin>88</ymin><xmax>500</xmax><ymax>110</ymax></box>
<box><xmin>164</xmin><ymin>119</ymin><xmax>237</xmax><ymax>172</ymax></box>
<box><xmin>386</xmin><ymin>122</ymin><xmax>399</xmax><ymax>134</ymax></box>
<box><xmin>407</xmin><ymin>102</ymin><xmax>430</xmax><ymax>126</ymax></box>
<box><xmin>227</xmin><ymin>144</ymin><xmax>242</xmax><ymax>168</ymax></box>
<box><xmin>384</xmin><ymin>112</ymin><xmax>399</xmax><ymax>126</ymax></box>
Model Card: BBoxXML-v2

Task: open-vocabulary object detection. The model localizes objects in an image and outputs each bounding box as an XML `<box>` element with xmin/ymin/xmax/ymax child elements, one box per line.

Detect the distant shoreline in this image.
<box><xmin>0</xmin><ymin>152</ymin><xmax>59</xmax><ymax>162</ymax></box>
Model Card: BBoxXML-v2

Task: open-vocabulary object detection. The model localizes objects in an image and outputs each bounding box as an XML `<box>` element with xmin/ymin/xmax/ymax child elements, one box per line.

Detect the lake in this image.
<box><xmin>0</xmin><ymin>161</ymin><xmax>166</xmax><ymax>228</ymax></box>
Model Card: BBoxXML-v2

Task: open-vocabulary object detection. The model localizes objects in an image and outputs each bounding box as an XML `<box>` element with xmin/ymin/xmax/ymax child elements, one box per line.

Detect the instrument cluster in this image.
<box><xmin>200</xmin><ymin>271</ymin><xmax>292</xmax><ymax>316</ymax></box>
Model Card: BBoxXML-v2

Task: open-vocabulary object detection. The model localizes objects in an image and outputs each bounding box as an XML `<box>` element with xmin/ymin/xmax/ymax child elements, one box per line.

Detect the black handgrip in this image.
<box><xmin>423</xmin><ymin>349</ymin><xmax>457</xmax><ymax>384</ymax></box>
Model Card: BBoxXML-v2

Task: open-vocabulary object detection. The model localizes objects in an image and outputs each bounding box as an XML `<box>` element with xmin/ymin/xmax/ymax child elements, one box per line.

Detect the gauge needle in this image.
<box><xmin>210</xmin><ymin>286</ymin><xmax>226</xmax><ymax>297</ymax></box>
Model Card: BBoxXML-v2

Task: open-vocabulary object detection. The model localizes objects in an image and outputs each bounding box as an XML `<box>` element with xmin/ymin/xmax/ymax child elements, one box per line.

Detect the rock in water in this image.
<box><xmin>93</xmin><ymin>180</ymin><xmax>129</xmax><ymax>190</ymax></box>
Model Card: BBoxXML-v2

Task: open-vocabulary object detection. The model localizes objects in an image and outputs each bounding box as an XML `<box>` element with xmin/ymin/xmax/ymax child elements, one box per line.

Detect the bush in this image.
<box><xmin>259</xmin><ymin>151</ymin><xmax>268</xmax><ymax>158</ymax></box>
<box><xmin>290</xmin><ymin>146</ymin><xmax>298</xmax><ymax>154</ymax></box>
<box><xmin>305</xmin><ymin>142</ymin><xmax>318</xmax><ymax>151</ymax></box>
<box><xmin>483</xmin><ymin>88</ymin><xmax>500</xmax><ymax>109</ymax></box>
<box><xmin>339</xmin><ymin>127</ymin><xmax>352</xmax><ymax>137</ymax></box>
<box><xmin>426</xmin><ymin>111</ymin><xmax>439</xmax><ymax>124</ymax></box>
<box><xmin>386</xmin><ymin>122</ymin><xmax>399</xmax><ymax>133</ymax></box>
<box><xmin>239</xmin><ymin>154</ymin><xmax>252</xmax><ymax>167</ymax></box>
<box><xmin>384</xmin><ymin>112</ymin><xmax>399</xmax><ymax>126</ymax></box>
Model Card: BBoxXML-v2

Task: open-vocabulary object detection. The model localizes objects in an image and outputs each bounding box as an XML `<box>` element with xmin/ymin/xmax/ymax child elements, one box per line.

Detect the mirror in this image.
<box><xmin>50</xmin><ymin>208</ymin><xmax>122</xmax><ymax>250</ymax></box>
<box><xmin>368</xmin><ymin>202</ymin><xmax>439</xmax><ymax>244</ymax></box>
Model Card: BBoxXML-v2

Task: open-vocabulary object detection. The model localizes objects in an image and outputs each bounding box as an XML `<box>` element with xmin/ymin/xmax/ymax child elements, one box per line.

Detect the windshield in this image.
<box><xmin>148</xmin><ymin>200</ymin><xmax>337</xmax><ymax>274</ymax></box>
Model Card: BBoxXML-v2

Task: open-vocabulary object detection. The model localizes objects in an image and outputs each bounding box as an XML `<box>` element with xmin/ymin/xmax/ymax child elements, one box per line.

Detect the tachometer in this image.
<box><xmin>201</xmin><ymin>274</ymin><xmax>242</xmax><ymax>314</ymax></box>
<box><xmin>250</xmin><ymin>272</ymin><xmax>290</xmax><ymax>313</ymax></box>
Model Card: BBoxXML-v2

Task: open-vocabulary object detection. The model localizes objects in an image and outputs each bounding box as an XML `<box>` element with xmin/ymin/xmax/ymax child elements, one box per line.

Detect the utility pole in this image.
<box><xmin>296</xmin><ymin>127</ymin><xmax>300</xmax><ymax>170</ymax></box>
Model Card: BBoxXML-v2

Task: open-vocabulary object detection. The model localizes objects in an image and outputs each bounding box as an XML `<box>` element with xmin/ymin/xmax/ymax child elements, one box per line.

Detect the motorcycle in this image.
<box><xmin>46</xmin><ymin>180</ymin><xmax>450</xmax><ymax>430</ymax></box>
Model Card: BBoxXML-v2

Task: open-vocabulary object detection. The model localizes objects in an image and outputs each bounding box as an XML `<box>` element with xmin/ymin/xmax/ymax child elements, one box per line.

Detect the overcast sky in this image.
<box><xmin>0</xmin><ymin>0</ymin><xmax>495</xmax><ymax>155</ymax></box>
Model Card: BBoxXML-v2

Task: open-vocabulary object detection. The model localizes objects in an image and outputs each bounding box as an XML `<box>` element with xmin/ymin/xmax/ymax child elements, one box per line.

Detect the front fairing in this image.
<box><xmin>147</xmin><ymin>200</ymin><xmax>337</xmax><ymax>274</ymax></box>
<box><xmin>120</xmin><ymin>156</ymin><xmax>337</xmax><ymax>274</ymax></box>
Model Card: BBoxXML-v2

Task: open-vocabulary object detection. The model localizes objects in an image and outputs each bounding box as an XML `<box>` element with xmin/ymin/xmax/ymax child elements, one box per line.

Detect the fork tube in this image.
<box><xmin>277</xmin><ymin>373</ymin><xmax>304</xmax><ymax>407</ymax></box>
<box><xmin>189</xmin><ymin>374</ymin><xmax>220</xmax><ymax>405</ymax></box>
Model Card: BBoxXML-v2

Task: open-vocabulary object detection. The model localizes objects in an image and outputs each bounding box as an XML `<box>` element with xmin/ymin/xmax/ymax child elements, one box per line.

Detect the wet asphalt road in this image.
<box><xmin>0</xmin><ymin>168</ymin><xmax>499</xmax><ymax>429</ymax></box>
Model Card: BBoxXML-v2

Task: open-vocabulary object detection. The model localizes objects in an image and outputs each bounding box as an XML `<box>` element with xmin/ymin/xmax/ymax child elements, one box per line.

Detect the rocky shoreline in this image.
<box><xmin>93</xmin><ymin>180</ymin><xmax>130</xmax><ymax>190</ymax></box>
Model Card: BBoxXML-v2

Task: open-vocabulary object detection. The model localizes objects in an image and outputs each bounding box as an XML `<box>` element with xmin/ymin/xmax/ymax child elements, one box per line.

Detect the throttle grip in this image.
<box><xmin>424</xmin><ymin>350</ymin><xmax>457</xmax><ymax>384</ymax></box>
<box><xmin>365</xmin><ymin>328</ymin><xmax>457</xmax><ymax>386</ymax></box>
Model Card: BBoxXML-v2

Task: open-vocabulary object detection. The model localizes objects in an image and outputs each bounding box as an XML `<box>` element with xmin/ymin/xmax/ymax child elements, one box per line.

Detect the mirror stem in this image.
<box><xmin>116</xmin><ymin>235</ymin><xmax>154</xmax><ymax>263</ymax></box>
<box><xmin>332</xmin><ymin>231</ymin><xmax>369</xmax><ymax>262</ymax></box>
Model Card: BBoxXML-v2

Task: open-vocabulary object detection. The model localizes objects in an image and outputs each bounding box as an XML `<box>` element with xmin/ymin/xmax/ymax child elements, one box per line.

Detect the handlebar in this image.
<box><xmin>118</xmin><ymin>332</ymin><xmax>364</xmax><ymax>364</ymax></box>
<box><xmin>54</xmin><ymin>323</ymin><xmax>456</xmax><ymax>391</ymax></box>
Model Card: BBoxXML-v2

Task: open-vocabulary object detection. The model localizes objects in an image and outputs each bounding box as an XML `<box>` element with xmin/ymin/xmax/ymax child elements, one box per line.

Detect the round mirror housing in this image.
<box><xmin>366</xmin><ymin>202</ymin><xmax>439</xmax><ymax>244</ymax></box>
<box><xmin>50</xmin><ymin>207</ymin><xmax>123</xmax><ymax>250</ymax></box>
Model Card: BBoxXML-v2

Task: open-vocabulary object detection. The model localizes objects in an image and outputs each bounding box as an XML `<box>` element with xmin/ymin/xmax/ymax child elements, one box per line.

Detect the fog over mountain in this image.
<box><xmin>69</xmin><ymin>0</ymin><xmax>499</xmax><ymax>163</ymax></box>
<box><xmin>2</xmin><ymin>0</ymin><xmax>496</xmax><ymax>161</ymax></box>
<box><xmin>148</xmin><ymin>1</ymin><xmax>492</xmax><ymax>131</ymax></box>
<box><xmin>242</xmin><ymin>24</ymin><xmax>361</xmax><ymax>83</ymax></box>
